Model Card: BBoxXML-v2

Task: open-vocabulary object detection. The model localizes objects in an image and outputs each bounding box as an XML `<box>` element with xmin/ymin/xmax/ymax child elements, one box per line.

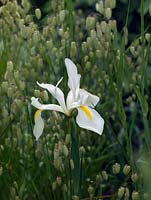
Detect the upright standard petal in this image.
<box><xmin>31</xmin><ymin>97</ymin><xmax>65</xmax><ymax>113</ymax></box>
<box><xmin>33</xmin><ymin>110</ymin><xmax>44</xmax><ymax>140</ymax></box>
<box><xmin>37</xmin><ymin>81</ymin><xmax>67</xmax><ymax>111</ymax></box>
<box><xmin>65</xmin><ymin>58</ymin><xmax>81</xmax><ymax>99</ymax></box>
<box><xmin>76</xmin><ymin>106</ymin><xmax>104</xmax><ymax>135</ymax></box>
<box><xmin>79</xmin><ymin>89</ymin><xmax>100</xmax><ymax>107</ymax></box>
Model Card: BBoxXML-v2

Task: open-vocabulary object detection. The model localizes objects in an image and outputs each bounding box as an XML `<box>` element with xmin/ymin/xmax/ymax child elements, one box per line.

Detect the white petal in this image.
<box><xmin>66</xmin><ymin>90</ymin><xmax>74</xmax><ymax>110</ymax></box>
<box><xmin>37</xmin><ymin>81</ymin><xmax>66</xmax><ymax>111</ymax></box>
<box><xmin>65</xmin><ymin>58</ymin><xmax>81</xmax><ymax>99</ymax></box>
<box><xmin>76</xmin><ymin>106</ymin><xmax>104</xmax><ymax>135</ymax></box>
<box><xmin>31</xmin><ymin>97</ymin><xmax>64</xmax><ymax>113</ymax></box>
<box><xmin>66</xmin><ymin>90</ymin><xmax>82</xmax><ymax>111</ymax></box>
<box><xmin>79</xmin><ymin>89</ymin><xmax>100</xmax><ymax>107</ymax></box>
<box><xmin>33</xmin><ymin>110</ymin><xmax>44</xmax><ymax>140</ymax></box>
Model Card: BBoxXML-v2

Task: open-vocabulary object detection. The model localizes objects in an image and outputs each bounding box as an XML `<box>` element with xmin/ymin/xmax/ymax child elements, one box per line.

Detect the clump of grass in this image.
<box><xmin>0</xmin><ymin>0</ymin><xmax>151</xmax><ymax>199</ymax></box>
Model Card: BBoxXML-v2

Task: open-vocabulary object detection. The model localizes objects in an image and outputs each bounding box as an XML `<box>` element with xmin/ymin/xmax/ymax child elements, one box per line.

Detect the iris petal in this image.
<box><xmin>76</xmin><ymin>106</ymin><xmax>104</xmax><ymax>135</ymax></box>
<box><xmin>37</xmin><ymin>81</ymin><xmax>67</xmax><ymax>111</ymax></box>
<box><xmin>65</xmin><ymin>58</ymin><xmax>81</xmax><ymax>100</ymax></box>
<box><xmin>31</xmin><ymin>97</ymin><xmax>64</xmax><ymax>113</ymax></box>
<box><xmin>33</xmin><ymin>110</ymin><xmax>44</xmax><ymax>140</ymax></box>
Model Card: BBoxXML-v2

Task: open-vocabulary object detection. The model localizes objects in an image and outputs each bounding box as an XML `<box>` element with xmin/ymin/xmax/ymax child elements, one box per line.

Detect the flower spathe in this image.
<box><xmin>31</xmin><ymin>58</ymin><xmax>104</xmax><ymax>140</ymax></box>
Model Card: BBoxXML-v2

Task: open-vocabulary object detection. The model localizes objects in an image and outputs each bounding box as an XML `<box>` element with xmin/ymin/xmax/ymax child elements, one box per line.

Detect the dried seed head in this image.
<box><xmin>145</xmin><ymin>33</ymin><xmax>151</xmax><ymax>42</ymax></box>
<box><xmin>72</xmin><ymin>195</ymin><xmax>79</xmax><ymax>200</ymax></box>
<box><xmin>102</xmin><ymin>170</ymin><xmax>108</xmax><ymax>180</ymax></box>
<box><xmin>59</xmin><ymin>10</ymin><xmax>66</xmax><ymax>22</ymax></box>
<box><xmin>35</xmin><ymin>8</ymin><xmax>41</xmax><ymax>20</ymax></box>
<box><xmin>132</xmin><ymin>191</ymin><xmax>139</xmax><ymax>200</ymax></box>
<box><xmin>63</xmin><ymin>145</ymin><xmax>69</xmax><ymax>157</ymax></box>
<box><xmin>105</xmin><ymin>8</ymin><xmax>112</xmax><ymax>20</ymax></box>
<box><xmin>125</xmin><ymin>187</ymin><xmax>130</xmax><ymax>199</ymax></box>
<box><xmin>112</xmin><ymin>163</ymin><xmax>121</xmax><ymax>174</ymax></box>
<box><xmin>96</xmin><ymin>1</ymin><xmax>104</xmax><ymax>14</ymax></box>
<box><xmin>131</xmin><ymin>173</ymin><xmax>138</xmax><ymax>183</ymax></box>
<box><xmin>56</xmin><ymin>177</ymin><xmax>62</xmax><ymax>186</ymax></box>
<box><xmin>7</xmin><ymin>61</ymin><xmax>14</xmax><ymax>72</ymax></box>
<box><xmin>52</xmin><ymin>181</ymin><xmax>56</xmax><ymax>191</ymax></box>
<box><xmin>123</xmin><ymin>164</ymin><xmax>131</xmax><ymax>175</ymax></box>
<box><xmin>86</xmin><ymin>16</ymin><xmax>95</xmax><ymax>30</ymax></box>
<box><xmin>118</xmin><ymin>187</ymin><xmax>125</xmax><ymax>198</ymax></box>
<box><xmin>0</xmin><ymin>166</ymin><xmax>3</xmax><ymax>176</ymax></box>
<box><xmin>88</xmin><ymin>186</ymin><xmax>94</xmax><ymax>195</ymax></box>
<box><xmin>149</xmin><ymin>3</ymin><xmax>151</xmax><ymax>16</ymax></box>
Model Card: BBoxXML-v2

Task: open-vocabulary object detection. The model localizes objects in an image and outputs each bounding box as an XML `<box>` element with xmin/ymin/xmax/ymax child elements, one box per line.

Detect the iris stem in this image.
<box><xmin>69</xmin><ymin>117</ymin><xmax>81</xmax><ymax>198</ymax></box>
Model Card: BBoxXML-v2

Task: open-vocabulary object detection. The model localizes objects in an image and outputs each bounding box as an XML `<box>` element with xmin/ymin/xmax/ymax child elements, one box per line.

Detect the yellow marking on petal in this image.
<box><xmin>34</xmin><ymin>109</ymin><xmax>42</xmax><ymax>122</ymax></box>
<box><xmin>79</xmin><ymin>105</ymin><xmax>92</xmax><ymax>120</ymax></box>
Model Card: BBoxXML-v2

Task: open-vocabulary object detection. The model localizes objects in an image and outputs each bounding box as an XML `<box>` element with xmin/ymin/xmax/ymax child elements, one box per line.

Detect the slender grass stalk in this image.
<box><xmin>65</xmin><ymin>0</ymin><xmax>74</xmax><ymax>57</ymax></box>
<box><xmin>65</xmin><ymin>0</ymin><xmax>74</xmax><ymax>41</ymax></box>
<box><xmin>141</xmin><ymin>0</ymin><xmax>145</xmax><ymax>94</ymax></box>
<box><xmin>137</xmin><ymin>0</ymin><xmax>151</xmax><ymax>150</ymax></box>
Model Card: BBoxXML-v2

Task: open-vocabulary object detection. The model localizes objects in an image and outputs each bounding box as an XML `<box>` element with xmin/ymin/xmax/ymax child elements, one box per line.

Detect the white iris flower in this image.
<box><xmin>31</xmin><ymin>58</ymin><xmax>104</xmax><ymax>140</ymax></box>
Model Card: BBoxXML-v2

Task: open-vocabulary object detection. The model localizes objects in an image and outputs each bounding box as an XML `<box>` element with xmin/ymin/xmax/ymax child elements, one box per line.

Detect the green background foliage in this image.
<box><xmin>0</xmin><ymin>0</ymin><xmax>151</xmax><ymax>199</ymax></box>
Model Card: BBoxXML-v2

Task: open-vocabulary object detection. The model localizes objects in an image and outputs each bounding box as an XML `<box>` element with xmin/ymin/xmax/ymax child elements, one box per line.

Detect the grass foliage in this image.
<box><xmin>0</xmin><ymin>0</ymin><xmax>151</xmax><ymax>199</ymax></box>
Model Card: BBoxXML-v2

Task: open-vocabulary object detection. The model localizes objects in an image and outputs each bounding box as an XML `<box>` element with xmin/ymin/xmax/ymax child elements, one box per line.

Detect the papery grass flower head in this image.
<box><xmin>31</xmin><ymin>58</ymin><xmax>104</xmax><ymax>140</ymax></box>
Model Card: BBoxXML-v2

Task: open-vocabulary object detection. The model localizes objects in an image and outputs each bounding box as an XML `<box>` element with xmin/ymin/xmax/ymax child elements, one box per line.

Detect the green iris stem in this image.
<box><xmin>69</xmin><ymin>117</ymin><xmax>81</xmax><ymax>198</ymax></box>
